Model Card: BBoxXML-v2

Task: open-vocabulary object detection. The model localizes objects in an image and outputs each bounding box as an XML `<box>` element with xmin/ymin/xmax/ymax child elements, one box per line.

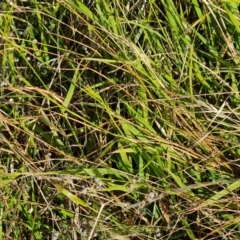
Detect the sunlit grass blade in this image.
<box><xmin>53</xmin><ymin>183</ymin><xmax>89</xmax><ymax>207</ymax></box>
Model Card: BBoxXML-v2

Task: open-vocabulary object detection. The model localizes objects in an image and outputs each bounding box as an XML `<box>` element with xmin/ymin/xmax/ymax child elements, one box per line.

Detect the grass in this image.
<box><xmin>0</xmin><ymin>0</ymin><xmax>240</xmax><ymax>239</ymax></box>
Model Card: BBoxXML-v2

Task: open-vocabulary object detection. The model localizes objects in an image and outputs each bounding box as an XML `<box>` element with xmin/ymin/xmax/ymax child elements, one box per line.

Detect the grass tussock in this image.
<box><xmin>0</xmin><ymin>0</ymin><xmax>240</xmax><ymax>239</ymax></box>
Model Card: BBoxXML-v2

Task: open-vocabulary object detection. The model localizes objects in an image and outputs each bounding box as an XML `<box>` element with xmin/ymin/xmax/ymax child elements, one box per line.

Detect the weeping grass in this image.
<box><xmin>0</xmin><ymin>0</ymin><xmax>240</xmax><ymax>239</ymax></box>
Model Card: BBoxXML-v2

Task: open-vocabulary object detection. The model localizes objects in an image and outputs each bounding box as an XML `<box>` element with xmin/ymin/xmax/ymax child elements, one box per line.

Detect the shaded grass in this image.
<box><xmin>0</xmin><ymin>0</ymin><xmax>240</xmax><ymax>239</ymax></box>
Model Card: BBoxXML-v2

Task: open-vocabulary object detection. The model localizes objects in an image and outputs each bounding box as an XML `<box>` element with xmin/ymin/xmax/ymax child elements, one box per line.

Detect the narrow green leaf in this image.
<box><xmin>54</xmin><ymin>183</ymin><xmax>89</xmax><ymax>207</ymax></box>
<box><xmin>200</xmin><ymin>180</ymin><xmax>240</xmax><ymax>208</ymax></box>
<box><xmin>63</xmin><ymin>63</ymin><xmax>81</xmax><ymax>111</ymax></box>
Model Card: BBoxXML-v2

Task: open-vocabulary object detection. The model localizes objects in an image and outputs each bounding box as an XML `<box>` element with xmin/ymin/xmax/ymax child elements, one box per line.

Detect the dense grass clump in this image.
<box><xmin>1</xmin><ymin>0</ymin><xmax>240</xmax><ymax>239</ymax></box>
